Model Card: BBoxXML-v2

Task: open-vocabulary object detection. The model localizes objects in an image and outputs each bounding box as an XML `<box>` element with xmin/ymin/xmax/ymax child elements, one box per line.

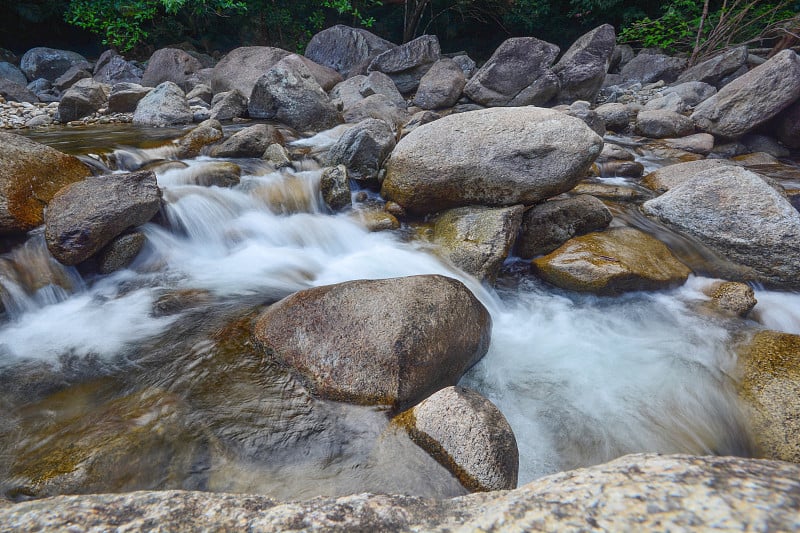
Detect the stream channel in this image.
<box><xmin>1</xmin><ymin>122</ymin><xmax>799</xmax><ymax>501</ymax></box>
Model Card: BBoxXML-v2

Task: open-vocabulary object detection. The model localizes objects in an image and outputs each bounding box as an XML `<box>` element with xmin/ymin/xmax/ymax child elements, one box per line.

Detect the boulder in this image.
<box><xmin>44</xmin><ymin>170</ymin><xmax>161</xmax><ymax>265</ymax></box>
<box><xmin>643</xmin><ymin>92</ymin><xmax>686</xmax><ymax>113</ymax></box>
<box><xmin>703</xmin><ymin>281</ymin><xmax>756</xmax><ymax>317</ymax></box>
<box><xmin>132</xmin><ymin>81</ymin><xmax>192</xmax><ymax>126</ymax></box>
<box><xmin>184</xmin><ymin>161</ymin><xmax>241</xmax><ymax>187</ymax></box>
<box><xmin>431</xmin><ymin>205</ymin><xmax>523</xmax><ymax>282</ymax></box>
<box><xmin>359</xmin><ymin>71</ymin><xmax>405</xmax><ymax>106</ymax></box>
<box><xmin>53</xmin><ymin>65</ymin><xmax>91</xmax><ymax>92</ymax></box>
<box><xmin>620</xmin><ymin>53</ymin><xmax>687</xmax><ymax>84</ymax></box>
<box><xmin>564</xmin><ymin>100</ymin><xmax>605</xmax><ymax>136</ymax></box>
<box><xmin>368</xmin><ymin>35</ymin><xmax>441</xmax><ymax>93</ymax></box>
<box><xmin>320</xmin><ymin>165</ymin><xmax>351</xmax><ymax>211</ymax></box>
<box><xmin>209</xmin><ymin>89</ymin><xmax>247</xmax><ymax>121</ymax></box>
<box><xmin>330</xmin><ymin>75</ymin><xmax>368</xmax><ymax>111</ymax></box>
<box><xmin>57</xmin><ymin>78</ymin><xmax>108</xmax><ymax>122</ymax></box>
<box><xmin>594</xmin><ymin>102</ymin><xmax>633</xmax><ymax>132</ymax></box>
<box><xmin>172</xmin><ymin>119</ymin><xmax>224</xmax><ymax>158</ymax></box>
<box><xmin>19</xmin><ymin>47</ymin><xmax>90</xmax><ymax>82</ymax></box>
<box><xmin>326</xmin><ymin>118</ymin><xmax>396</xmax><ymax>184</ymax></box>
<box><xmin>452</xmin><ymin>54</ymin><xmax>477</xmax><ymax>78</ymax></box>
<box><xmin>0</xmin><ymin>62</ymin><xmax>28</xmax><ymax>86</ymax></box>
<box><xmin>413</xmin><ymin>58</ymin><xmax>466</xmax><ymax>110</ymax></box>
<box><xmin>402</xmin><ymin>109</ymin><xmax>440</xmax><ymax>135</ymax></box>
<box><xmin>108</xmin><ymin>82</ymin><xmax>151</xmax><ymax>113</ymax></box>
<box><xmin>691</xmin><ymin>50</ymin><xmax>800</xmax><ymax>139</ymax></box>
<box><xmin>642</xmin><ymin>165</ymin><xmax>800</xmax><ymax>287</ymax></box>
<box><xmin>396</xmin><ymin>386</ymin><xmax>518</xmax><ymax>491</ymax></box>
<box><xmin>661</xmin><ymin>133</ymin><xmax>715</xmax><ymax>155</ymax></box>
<box><xmin>252</xmin><ymin>275</ymin><xmax>491</xmax><ymax>407</ymax></box>
<box><xmin>248</xmin><ymin>55</ymin><xmax>341</xmax><ymax>131</ymax></box>
<box><xmin>661</xmin><ymin>81</ymin><xmax>717</xmax><ymax>107</ymax></box>
<box><xmin>0</xmin><ymin>132</ymin><xmax>90</xmax><ymax>235</ymax></box>
<box><xmin>186</xmin><ymin>84</ymin><xmax>213</xmax><ymax>104</ymax></box>
<box><xmin>92</xmin><ymin>50</ymin><xmax>143</xmax><ymax>85</ymax></box>
<box><xmin>262</xmin><ymin>143</ymin><xmax>292</xmax><ymax>168</ymax></box>
<box><xmin>305</xmin><ymin>24</ymin><xmax>397</xmax><ymax>79</ymax></box>
<box><xmin>351</xmin><ymin>207</ymin><xmax>400</xmax><ymax>232</ymax></box>
<box><xmin>208</xmin><ymin>124</ymin><xmax>284</xmax><ymax>158</ymax></box>
<box><xmin>531</xmin><ymin>227</ymin><xmax>691</xmax><ymax>295</ymax></box>
<box><xmin>140</xmin><ymin>48</ymin><xmax>203</xmax><ymax>91</ymax></box>
<box><xmin>210</xmin><ymin>46</ymin><xmax>290</xmax><ymax>95</ymax></box>
<box><xmin>775</xmin><ymin>99</ymin><xmax>800</xmax><ymax>149</ymax></box>
<box><xmin>676</xmin><ymin>46</ymin><xmax>749</xmax><ymax>87</ymax></box>
<box><xmin>463</xmin><ymin>37</ymin><xmax>560</xmax><ymax>107</ymax></box>
<box><xmin>517</xmin><ymin>195</ymin><xmax>612</xmax><ymax>258</ymax></box>
<box><xmin>382</xmin><ymin>107</ymin><xmax>603</xmax><ymax>215</ymax></box>
<box><xmin>741</xmin><ymin>134</ymin><xmax>789</xmax><ymax>159</ymax></box>
<box><xmin>738</xmin><ymin>330</ymin><xmax>800</xmax><ymax>463</ymax></box>
<box><xmin>2</xmin><ymin>455</ymin><xmax>800</xmax><ymax>531</ymax></box>
<box><xmin>97</xmin><ymin>231</ymin><xmax>146</xmax><ymax>274</ymax></box>
<box><xmin>641</xmin><ymin>159</ymin><xmax>734</xmax><ymax>193</ymax></box>
<box><xmin>635</xmin><ymin>109</ymin><xmax>695</xmax><ymax>138</ymax></box>
<box><xmin>0</xmin><ymin>79</ymin><xmax>38</xmax><ymax>103</ymax></box>
<box><xmin>609</xmin><ymin>44</ymin><xmax>634</xmax><ymax>73</ymax></box>
<box><xmin>553</xmin><ymin>24</ymin><xmax>615</xmax><ymax>104</ymax></box>
<box><xmin>343</xmin><ymin>93</ymin><xmax>409</xmax><ymax>128</ymax></box>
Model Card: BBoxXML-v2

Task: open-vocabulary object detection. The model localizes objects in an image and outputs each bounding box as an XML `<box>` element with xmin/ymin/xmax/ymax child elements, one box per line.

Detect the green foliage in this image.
<box><xmin>618</xmin><ymin>0</ymin><xmax>702</xmax><ymax>53</ymax></box>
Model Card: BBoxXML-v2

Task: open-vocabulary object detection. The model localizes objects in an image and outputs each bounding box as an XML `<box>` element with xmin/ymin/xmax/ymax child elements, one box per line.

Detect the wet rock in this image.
<box><xmin>3</xmin><ymin>454</ymin><xmax>800</xmax><ymax>531</ymax></box>
<box><xmin>676</xmin><ymin>46</ymin><xmax>749</xmax><ymax>87</ymax></box>
<box><xmin>641</xmin><ymin>159</ymin><xmax>735</xmax><ymax>194</ymax></box>
<box><xmin>44</xmin><ymin>170</ymin><xmax>162</xmax><ymax>265</ymax></box>
<box><xmin>532</xmin><ymin>227</ymin><xmax>690</xmax><ymax>295</ymax></box>
<box><xmin>108</xmin><ymin>82</ymin><xmax>150</xmax><ymax>113</ymax></box>
<box><xmin>691</xmin><ymin>50</ymin><xmax>800</xmax><ymax>139</ymax></box>
<box><xmin>173</xmin><ymin>119</ymin><xmax>224</xmax><ymax>158</ymax></box>
<box><xmin>53</xmin><ymin>65</ymin><xmax>91</xmax><ymax>92</ymax></box>
<box><xmin>326</xmin><ymin>118</ymin><xmax>395</xmax><ymax>184</ymax></box>
<box><xmin>248</xmin><ymin>55</ymin><xmax>341</xmax><ymax>131</ymax></box>
<box><xmin>57</xmin><ymin>78</ymin><xmax>108</xmax><ymax>122</ymax></box>
<box><xmin>635</xmin><ymin>109</ymin><xmax>695</xmax><ymax>138</ymax></box>
<box><xmin>252</xmin><ymin>275</ymin><xmax>491</xmax><ymax>408</ymax></box>
<box><xmin>738</xmin><ymin>330</ymin><xmax>800</xmax><ymax>463</ymax></box>
<box><xmin>0</xmin><ymin>79</ymin><xmax>38</xmax><ymax>103</ymax></box>
<box><xmin>601</xmin><ymin>160</ymin><xmax>644</xmax><ymax>178</ymax></box>
<box><xmin>661</xmin><ymin>81</ymin><xmax>717</xmax><ymax>107</ymax></box>
<box><xmin>343</xmin><ymin>93</ymin><xmax>409</xmax><ymax>129</ymax></box>
<box><xmin>594</xmin><ymin>102</ymin><xmax>633</xmax><ymax>132</ymax></box>
<box><xmin>733</xmin><ymin>152</ymin><xmax>780</xmax><ymax>167</ymax></box>
<box><xmin>140</xmin><ymin>48</ymin><xmax>203</xmax><ymax>91</ymax></box>
<box><xmin>92</xmin><ymin>50</ymin><xmax>143</xmax><ymax>85</ymax></box>
<box><xmin>320</xmin><ymin>165</ymin><xmax>351</xmax><ymax>211</ymax></box>
<box><xmin>642</xmin><ymin>165</ymin><xmax>800</xmax><ymax>287</ymax></box>
<box><xmin>132</xmin><ymin>81</ymin><xmax>192</xmax><ymax>126</ymax></box>
<box><xmin>598</xmin><ymin>143</ymin><xmax>634</xmax><ymax>162</ymax></box>
<box><xmin>305</xmin><ymin>24</ymin><xmax>396</xmax><ymax>79</ymax></box>
<box><xmin>368</xmin><ymin>35</ymin><xmax>441</xmax><ymax>93</ymax></box>
<box><xmin>97</xmin><ymin>231</ymin><xmax>146</xmax><ymax>274</ymax></box>
<box><xmin>621</xmin><ymin>53</ymin><xmax>687</xmax><ymax>84</ymax></box>
<box><xmin>431</xmin><ymin>205</ymin><xmax>523</xmax><ymax>282</ymax></box>
<box><xmin>382</xmin><ymin>107</ymin><xmax>602</xmax><ymax>215</ymax></box>
<box><xmin>210</xmin><ymin>46</ymin><xmax>290</xmax><ymax>96</ymax></box>
<box><xmin>396</xmin><ymin>386</ymin><xmax>518</xmax><ymax>492</ymax></box>
<box><xmin>209</xmin><ymin>89</ymin><xmax>247</xmax><ymax>121</ymax></box>
<box><xmin>20</xmin><ymin>47</ymin><xmax>90</xmax><ymax>82</ymax></box>
<box><xmin>208</xmin><ymin>123</ymin><xmax>284</xmax><ymax>158</ymax></box>
<box><xmin>413</xmin><ymin>58</ymin><xmax>465</xmax><ymax>110</ymax></box>
<box><xmin>517</xmin><ymin>195</ymin><xmax>612</xmax><ymax>258</ymax></box>
<box><xmin>263</xmin><ymin>143</ymin><xmax>292</xmax><ymax>168</ymax></box>
<box><xmin>572</xmin><ymin>182</ymin><xmax>651</xmax><ymax>202</ymax></box>
<box><xmin>463</xmin><ymin>37</ymin><xmax>560</xmax><ymax>107</ymax></box>
<box><xmin>189</xmin><ymin>161</ymin><xmax>241</xmax><ymax>187</ymax></box>
<box><xmin>351</xmin><ymin>207</ymin><xmax>400</xmax><ymax>232</ymax></box>
<box><xmin>553</xmin><ymin>24</ymin><xmax>615</xmax><ymax>104</ymax></box>
<box><xmin>703</xmin><ymin>281</ymin><xmax>756</xmax><ymax>317</ymax></box>
<box><xmin>661</xmin><ymin>133</ymin><xmax>715</xmax><ymax>155</ymax></box>
<box><xmin>0</xmin><ymin>62</ymin><xmax>28</xmax><ymax>86</ymax></box>
<box><xmin>0</xmin><ymin>131</ymin><xmax>90</xmax><ymax>235</ymax></box>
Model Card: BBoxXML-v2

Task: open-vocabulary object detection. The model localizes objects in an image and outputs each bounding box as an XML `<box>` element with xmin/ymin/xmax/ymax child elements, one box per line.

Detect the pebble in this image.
<box><xmin>0</xmin><ymin>95</ymin><xmax>133</xmax><ymax>129</ymax></box>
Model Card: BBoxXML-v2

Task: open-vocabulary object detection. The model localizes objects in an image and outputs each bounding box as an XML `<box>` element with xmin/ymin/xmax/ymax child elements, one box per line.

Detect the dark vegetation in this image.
<box><xmin>0</xmin><ymin>0</ymin><xmax>798</xmax><ymax>64</ymax></box>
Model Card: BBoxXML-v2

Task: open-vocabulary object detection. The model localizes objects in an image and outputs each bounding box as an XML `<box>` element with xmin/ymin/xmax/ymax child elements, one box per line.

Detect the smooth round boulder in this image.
<box><xmin>252</xmin><ymin>275</ymin><xmax>491</xmax><ymax>408</ymax></box>
<box><xmin>396</xmin><ymin>386</ymin><xmax>518</xmax><ymax>492</ymax></box>
<box><xmin>45</xmin><ymin>170</ymin><xmax>162</xmax><ymax>265</ymax></box>
<box><xmin>661</xmin><ymin>81</ymin><xmax>717</xmax><ymax>107</ymax></box>
<box><xmin>97</xmin><ymin>232</ymin><xmax>146</xmax><ymax>274</ymax></box>
<box><xmin>382</xmin><ymin>107</ymin><xmax>603</xmax><ymax>215</ymax></box>
<box><xmin>132</xmin><ymin>81</ymin><xmax>192</xmax><ymax>126</ymax></box>
<box><xmin>703</xmin><ymin>281</ymin><xmax>756</xmax><ymax>317</ymax></box>
<box><xmin>531</xmin><ymin>227</ymin><xmax>691</xmax><ymax>295</ymax></box>
<box><xmin>0</xmin><ymin>132</ymin><xmax>90</xmax><ymax>235</ymax></box>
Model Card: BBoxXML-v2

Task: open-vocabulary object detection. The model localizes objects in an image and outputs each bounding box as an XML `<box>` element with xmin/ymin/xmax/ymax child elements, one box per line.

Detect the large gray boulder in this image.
<box><xmin>691</xmin><ymin>50</ymin><xmax>800</xmax><ymax>139</ymax></box>
<box><xmin>343</xmin><ymin>93</ymin><xmax>409</xmax><ymax>128</ymax></box>
<box><xmin>208</xmin><ymin>123</ymin><xmax>284</xmax><ymax>158</ymax></box>
<box><xmin>92</xmin><ymin>50</ymin><xmax>143</xmax><ymax>85</ymax></box>
<box><xmin>0</xmin><ymin>132</ymin><xmax>90</xmax><ymax>235</ymax></box>
<box><xmin>463</xmin><ymin>37</ymin><xmax>560</xmax><ymax>107</ymax></box>
<box><xmin>140</xmin><ymin>48</ymin><xmax>203</xmax><ymax>91</ymax></box>
<box><xmin>53</xmin><ymin>65</ymin><xmax>91</xmax><ymax>92</ymax></box>
<box><xmin>325</xmin><ymin>118</ymin><xmax>396</xmax><ymax>183</ymax></box>
<box><xmin>553</xmin><ymin>24</ymin><xmax>616</xmax><ymax>104</ymax></box>
<box><xmin>661</xmin><ymin>81</ymin><xmax>717</xmax><ymax>107</ymax></box>
<box><xmin>397</xmin><ymin>386</ymin><xmax>518</xmax><ymax>492</ymax></box>
<box><xmin>359</xmin><ymin>71</ymin><xmax>405</xmax><ymax>105</ymax></box>
<box><xmin>368</xmin><ymin>35</ymin><xmax>441</xmax><ymax>93</ymax></box>
<box><xmin>0</xmin><ymin>79</ymin><xmax>38</xmax><ymax>103</ymax></box>
<box><xmin>0</xmin><ymin>62</ymin><xmax>28</xmax><ymax>86</ymax></box>
<box><xmin>412</xmin><ymin>58</ymin><xmax>465</xmax><ymax>109</ymax></box>
<box><xmin>641</xmin><ymin>159</ymin><xmax>735</xmax><ymax>193</ymax></box>
<box><xmin>3</xmin><ymin>455</ymin><xmax>799</xmax><ymax>531</ymax></box>
<box><xmin>635</xmin><ymin>109</ymin><xmax>695</xmax><ymax>138</ymax></box>
<box><xmin>57</xmin><ymin>78</ymin><xmax>108</xmax><ymax>122</ymax></box>
<box><xmin>382</xmin><ymin>107</ymin><xmax>603</xmax><ymax>215</ymax></box>
<box><xmin>248</xmin><ymin>55</ymin><xmax>341</xmax><ymax>131</ymax></box>
<box><xmin>132</xmin><ymin>81</ymin><xmax>192</xmax><ymax>126</ymax></box>
<box><xmin>210</xmin><ymin>46</ymin><xmax>289</xmax><ymax>95</ymax></box>
<box><xmin>209</xmin><ymin>89</ymin><xmax>247</xmax><ymax>121</ymax></box>
<box><xmin>305</xmin><ymin>24</ymin><xmax>397</xmax><ymax>79</ymax></box>
<box><xmin>44</xmin><ymin>170</ymin><xmax>162</xmax><ymax>265</ymax></box>
<box><xmin>108</xmin><ymin>82</ymin><xmax>150</xmax><ymax>113</ymax></box>
<box><xmin>676</xmin><ymin>46</ymin><xmax>748</xmax><ymax>87</ymax></box>
<box><xmin>252</xmin><ymin>275</ymin><xmax>491</xmax><ymax>408</ymax></box>
<box><xmin>642</xmin><ymin>165</ymin><xmax>800</xmax><ymax>287</ymax></box>
<box><xmin>19</xmin><ymin>47</ymin><xmax>90</xmax><ymax>82</ymax></box>
<box><xmin>621</xmin><ymin>53</ymin><xmax>687</xmax><ymax>84</ymax></box>
<box><xmin>431</xmin><ymin>205</ymin><xmax>524</xmax><ymax>282</ymax></box>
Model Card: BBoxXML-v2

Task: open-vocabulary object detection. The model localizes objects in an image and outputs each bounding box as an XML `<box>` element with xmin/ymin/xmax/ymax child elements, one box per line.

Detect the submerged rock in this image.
<box><xmin>252</xmin><ymin>275</ymin><xmax>491</xmax><ymax>408</ymax></box>
<box><xmin>532</xmin><ymin>227</ymin><xmax>690</xmax><ymax>295</ymax></box>
<box><xmin>97</xmin><ymin>231</ymin><xmax>146</xmax><ymax>274</ymax></box>
<box><xmin>320</xmin><ymin>165</ymin><xmax>351</xmax><ymax>211</ymax></box>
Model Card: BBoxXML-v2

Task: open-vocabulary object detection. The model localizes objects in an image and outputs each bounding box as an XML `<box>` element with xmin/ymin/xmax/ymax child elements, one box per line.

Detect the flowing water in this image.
<box><xmin>1</xmin><ymin>123</ymin><xmax>798</xmax><ymax>500</ymax></box>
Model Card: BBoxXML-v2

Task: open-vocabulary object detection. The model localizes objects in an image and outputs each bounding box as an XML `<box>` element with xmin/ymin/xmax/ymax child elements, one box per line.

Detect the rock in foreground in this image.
<box><xmin>252</xmin><ymin>275</ymin><xmax>491</xmax><ymax>408</ymax></box>
<box><xmin>2</xmin><ymin>454</ymin><xmax>799</xmax><ymax>531</ymax></box>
